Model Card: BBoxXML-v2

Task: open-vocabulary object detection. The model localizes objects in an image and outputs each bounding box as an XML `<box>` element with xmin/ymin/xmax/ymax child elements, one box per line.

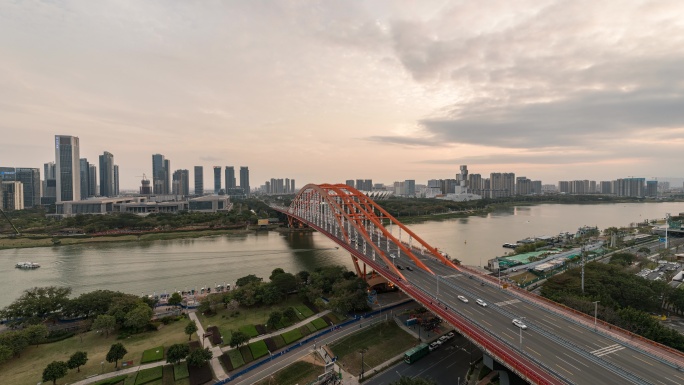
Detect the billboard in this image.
<box><xmin>257</xmin><ymin>219</ymin><xmax>269</xmax><ymax>226</ymax></box>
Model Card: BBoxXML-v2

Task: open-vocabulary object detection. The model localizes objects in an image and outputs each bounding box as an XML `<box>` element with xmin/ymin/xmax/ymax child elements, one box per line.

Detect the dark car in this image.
<box><xmin>406</xmin><ymin>266</ymin><xmax>413</xmax><ymax>271</ymax></box>
<box><xmin>396</xmin><ymin>264</ymin><xmax>403</xmax><ymax>270</ymax></box>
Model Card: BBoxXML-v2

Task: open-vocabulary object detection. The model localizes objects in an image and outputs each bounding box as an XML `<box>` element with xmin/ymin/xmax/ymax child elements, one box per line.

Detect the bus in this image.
<box><xmin>404</xmin><ymin>343</ymin><xmax>429</xmax><ymax>364</ymax></box>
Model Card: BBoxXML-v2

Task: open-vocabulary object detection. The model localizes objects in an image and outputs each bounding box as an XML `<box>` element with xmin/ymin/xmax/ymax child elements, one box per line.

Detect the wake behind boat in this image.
<box><xmin>15</xmin><ymin>262</ymin><xmax>40</xmax><ymax>269</ymax></box>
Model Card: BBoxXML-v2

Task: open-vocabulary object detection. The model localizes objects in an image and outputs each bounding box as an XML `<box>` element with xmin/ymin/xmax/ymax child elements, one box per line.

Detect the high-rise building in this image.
<box><xmin>152</xmin><ymin>154</ymin><xmax>169</xmax><ymax>194</ymax></box>
<box><xmin>290</xmin><ymin>179</ymin><xmax>295</xmax><ymax>193</ymax></box>
<box><xmin>516</xmin><ymin>177</ymin><xmax>531</xmax><ymax>195</ymax></box>
<box><xmin>55</xmin><ymin>135</ymin><xmax>81</xmax><ymax>202</ymax></box>
<box><xmin>345</xmin><ymin>180</ymin><xmax>355</xmax><ymax>189</ymax></box>
<box><xmin>140</xmin><ymin>176</ymin><xmax>152</xmax><ymax>195</ymax></box>
<box><xmin>42</xmin><ymin>162</ymin><xmax>57</xmax><ymax>205</ymax></box>
<box><xmin>173</xmin><ymin>169</ymin><xmax>190</xmax><ymax>196</ymax></box>
<box><xmin>404</xmin><ymin>180</ymin><xmax>416</xmax><ymax>197</ymax></box>
<box><xmin>489</xmin><ymin>172</ymin><xmax>515</xmax><ymax>198</ymax></box>
<box><xmin>99</xmin><ymin>152</ymin><xmax>116</xmax><ymax>197</ymax></box>
<box><xmin>15</xmin><ymin>168</ymin><xmax>41</xmax><ymax>207</ymax></box>
<box><xmin>213</xmin><ymin>166</ymin><xmax>221</xmax><ymax>194</ymax></box>
<box><xmin>80</xmin><ymin>159</ymin><xmax>90</xmax><ymax>199</ymax></box>
<box><xmin>1</xmin><ymin>181</ymin><xmax>23</xmax><ymax>210</ymax></box>
<box><xmin>114</xmin><ymin>165</ymin><xmax>119</xmax><ymax>196</ymax></box>
<box><xmin>88</xmin><ymin>164</ymin><xmax>97</xmax><ymax>197</ymax></box>
<box><xmin>225</xmin><ymin>166</ymin><xmax>236</xmax><ymax>189</ymax></box>
<box><xmin>240</xmin><ymin>166</ymin><xmax>250</xmax><ymax>196</ymax></box>
<box><xmin>194</xmin><ymin>166</ymin><xmax>204</xmax><ymax>195</ymax></box>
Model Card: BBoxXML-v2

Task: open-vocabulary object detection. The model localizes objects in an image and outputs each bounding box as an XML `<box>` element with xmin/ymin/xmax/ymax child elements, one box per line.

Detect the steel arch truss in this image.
<box><xmin>287</xmin><ymin>183</ymin><xmax>459</xmax><ymax>278</ymax></box>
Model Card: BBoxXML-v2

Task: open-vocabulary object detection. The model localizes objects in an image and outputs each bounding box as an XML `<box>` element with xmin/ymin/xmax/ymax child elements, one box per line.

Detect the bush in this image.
<box><xmin>272</xmin><ymin>334</ymin><xmax>286</xmax><ymax>349</ymax></box>
<box><xmin>240</xmin><ymin>345</ymin><xmax>254</xmax><ymax>364</ymax></box>
<box><xmin>141</xmin><ymin>346</ymin><xmax>164</xmax><ymax>363</ymax></box>
<box><xmin>281</xmin><ymin>328</ymin><xmax>302</xmax><ymax>344</ymax></box>
<box><xmin>264</xmin><ymin>337</ymin><xmax>277</xmax><ymax>352</ymax></box>
<box><xmin>134</xmin><ymin>366</ymin><xmax>163</xmax><ymax>385</ymax></box>
<box><xmin>249</xmin><ymin>340</ymin><xmax>269</xmax><ymax>359</ymax></box>
<box><xmin>44</xmin><ymin>331</ymin><xmax>76</xmax><ymax>344</ymax></box>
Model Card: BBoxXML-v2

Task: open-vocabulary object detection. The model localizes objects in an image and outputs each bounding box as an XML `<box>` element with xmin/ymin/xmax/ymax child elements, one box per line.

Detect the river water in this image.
<box><xmin>1</xmin><ymin>202</ymin><xmax>683</xmax><ymax>307</ymax></box>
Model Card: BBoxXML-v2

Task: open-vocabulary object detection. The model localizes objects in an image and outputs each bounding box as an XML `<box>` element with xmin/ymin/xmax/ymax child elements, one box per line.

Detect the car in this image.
<box><xmin>438</xmin><ymin>336</ymin><xmax>448</xmax><ymax>343</ymax></box>
<box><xmin>406</xmin><ymin>266</ymin><xmax>413</xmax><ymax>271</ymax></box>
<box><xmin>476</xmin><ymin>299</ymin><xmax>487</xmax><ymax>307</ymax></box>
<box><xmin>512</xmin><ymin>319</ymin><xmax>527</xmax><ymax>329</ymax></box>
<box><xmin>457</xmin><ymin>295</ymin><xmax>468</xmax><ymax>303</ymax></box>
<box><xmin>390</xmin><ymin>253</ymin><xmax>396</xmax><ymax>258</ymax></box>
<box><xmin>434</xmin><ymin>339</ymin><xmax>443</xmax><ymax>346</ymax></box>
<box><xmin>512</xmin><ymin>268</ymin><xmax>518</xmax><ymax>272</ymax></box>
<box><xmin>446</xmin><ymin>331</ymin><xmax>455</xmax><ymax>338</ymax></box>
<box><xmin>396</xmin><ymin>264</ymin><xmax>403</xmax><ymax>270</ymax></box>
<box><xmin>429</xmin><ymin>342</ymin><xmax>440</xmax><ymax>351</ymax></box>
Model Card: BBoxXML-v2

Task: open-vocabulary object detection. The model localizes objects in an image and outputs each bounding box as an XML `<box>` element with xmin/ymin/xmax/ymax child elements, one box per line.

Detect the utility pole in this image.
<box><xmin>580</xmin><ymin>243</ymin><xmax>586</xmax><ymax>294</ymax></box>
<box><xmin>593</xmin><ymin>301</ymin><xmax>600</xmax><ymax>328</ymax></box>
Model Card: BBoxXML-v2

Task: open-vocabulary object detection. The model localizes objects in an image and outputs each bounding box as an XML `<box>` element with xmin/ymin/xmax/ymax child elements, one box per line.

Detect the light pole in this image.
<box><xmin>436</xmin><ymin>274</ymin><xmax>440</xmax><ymax>301</ymax></box>
<box><xmin>593</xmin><ymin>301</ymin><xmax>600</xmax><ymax>328</ymax></box>
<box><xmin>359</xmin><ymin>348</ymin><xmax>367</xmax><ymax>380</ymax></box>
<box><xmin>518</xmin><ymin>317</ymin><xmax>526</xmax><ymax>350</ymax></box>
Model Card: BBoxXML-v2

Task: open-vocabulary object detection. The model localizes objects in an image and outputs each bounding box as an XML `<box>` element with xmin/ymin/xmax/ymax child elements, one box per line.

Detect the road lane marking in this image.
<box><xmin>555</xmin><ymin>363</ymin><xmax>574</xmax><ymax>376</ymax></box>
<box><xmin>494</xmin><ymin>299</ymin><xmax>521</xmax><ymax>306</ymax></box>
<box><xmin>565</xmin><ymin>324</ymin><xmax>584</xmax><ymax>334</ymax></box>
<box><xmin>526</xmin><ymin>347</ymin><xmax>542</xmax><ymax>357</ymax></box>
<box><xmin>629</xmin><ymin>354</ymin><xmax>655</xmax><ymax>367</ymax></box>
<box><xmin>480</xmin><ymin>320</ymin><xmax>493</xmax><ymax>328</ymax></box>
<box><xmin>561</xmin><ymin>352</ymin><xmax>589</xmax><ymax>368</ymax></box>
<box><xmin>500</xmin><ymin>331</ymin><xmax>515</xmax><ymax>340</ymax></box>
<box><xmin>662</xmin><ymin>376</ymin><xmax>680</xmax><ymax>385</ymax></box>
<box><xmin>556</xmin><ymin>356</ymin><xmax>581</xmax><ymax>372</ymax></box>
<box><xmin>590</xmin><ymin>344</ymin><xmax>624</xmax><ymax>357</ymax></box>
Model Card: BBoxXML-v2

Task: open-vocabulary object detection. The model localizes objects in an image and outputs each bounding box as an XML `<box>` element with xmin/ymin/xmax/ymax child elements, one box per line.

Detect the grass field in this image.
<box><xmin>240</xmin><ymin>345</ymin><xmax>254</xmax><ymax>363</ymax></box>
<box><xmin>134</xmin><ymin>366</ymin><xmax>163</xmax><ymax>385</ymax></box>
<box><xmin>281</xmin><ymin>328</ymin><xmax>303</xmax><ymax>344</ymax></box>
<box><xmin>294</xmin><ymin>305</ymin><xmax>314</xmax><ymax>318</ymax></box>
<box><xmin>93</xmin><ymin>374</ymin><xmax>130</xmax><ymax>385</ymax></box>
<box><xmin>271</xmin><ymin>334</ymin><xmax>286</xmax><ymax>349</ymax></box>
<box><xmin>253</xmin><ymin>354</ymin><xmax>325</xmax><ymax>385</ymax></box>
<box><xmin>141</xmin><ymin>346</ymin><xmax>165</xmax><ymax>363</ymax></box>
<box><xmin>227</xmin><ymin>348</ymin><xmax>245</xmax><ymax>369</ymax></box>
<box><xmin>311</xmin><ymin>317</ymin><xmax>328</xmax><ymax>330</ymax></box>
<box><xmin>173</xmin><ymin>362</ymin><xmax>189</xmax><ymax>380</ymax></box>
<box><xmin>330</xmin><ymin>321</ymin><xmax>416</xmax><ymax>376</ymax></box>
<box><xmin>249</xmin><ymin>340</ymin><xmax>269</xmax><ymax>359</ymax></box>
<box><xmin>0</xmin><ymin>319</ymin><xmax>188</xmax><ymax>385</ymax></box>
<box><xmin>305</xmin><ymin>322</ymin><xmax>317</xmax><ymax>333</ymax></box>
<box><xmin>239</xmin><ymin>324</ymin><xmax>259</xmax><ymax>338</ymax></box>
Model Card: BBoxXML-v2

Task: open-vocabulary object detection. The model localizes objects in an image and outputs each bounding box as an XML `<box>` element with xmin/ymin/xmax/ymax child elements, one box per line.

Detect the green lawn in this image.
<box><xmin>141</xmin><ymin>345</ymin><xmax>165</xmax><ymax>363</ymax></box>
<box><xmin>0</xmin><ymin>319</ymin><xmax>188</xmax><ymax>385</ymax></box>
<box><xmin>330</xmin><ymin>321</ymin><xmax>417</xmax><ymax>376</ymax></box>
<box><xmin>249</xmin><ymin>340</ymin><xmax>269</xmax><ymax>359</ymax></box>
<box><xmin>93</xmin><ymin>374</ymin><xmax>130</xmax><ymax>385</ymax></box>
<box><xmin>134</xmin><ymin>366</ymin><xmax>163</xmax><ymax>385</ymax></box>
<box><xmin>227</xmin><ymin>348</ymin><xmax>245</xmax><ymax>369</ymax></box>
<box><xmin>305</xmin><ymin>322</ymin><xmax>317</xmax><ymax>333</ymax></box>
<box><xmin>294</xmin><ymin>305</ymin><xmax>314</xmax><ymax>318</ymax></box>
<box><xmin>240</xmin><ymin>345</ymin><xmax>254</xmax><ymax>363</ymax></box>
<box><xmin>311</xmin><ymin>317</ymin><xmax>328</xmax><ymax>330</ymax></box>
<box><xmin>271</xmin><ymin>334</ymin><xmax>286</xmax><ymax>349</ymax></box>
<box><xmin>173</xmin><ymin>362</ymin><xmax>189</xmax><ymax>380</ymax></box>
<box><xmin>281</xmin><ymin>328</ymin><xmax>303</xmax><ymax>344</ymax></box>
<box><xmin>239</xmin><ymin>324</ymin><xmax>259</xmax><ymax>338</ymax></box>
<box><xmin>253</xmin><ymin>354</ymin><xmax>325</xmax><ymax>385</ymax></box>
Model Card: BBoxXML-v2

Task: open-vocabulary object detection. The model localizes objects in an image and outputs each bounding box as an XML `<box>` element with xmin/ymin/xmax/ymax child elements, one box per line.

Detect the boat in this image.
<box><xmin>502</xmin><ymin>243</ymin><xmax>519</xmax><ymax>249</ymax></box>
<box><xmin>15</xmin><ymin>262</ymin><xmax>40</xmax><ymax>269</ymax></box>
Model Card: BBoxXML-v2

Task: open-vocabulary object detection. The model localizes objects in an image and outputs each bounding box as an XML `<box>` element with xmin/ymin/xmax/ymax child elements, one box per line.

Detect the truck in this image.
<box><xmin>404</xmin><ymin>343</ymin><xmax>429</xmax><ymax>364</ymax></box>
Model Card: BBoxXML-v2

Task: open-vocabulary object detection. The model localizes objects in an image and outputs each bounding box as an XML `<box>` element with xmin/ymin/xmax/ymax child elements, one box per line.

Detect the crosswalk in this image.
<box><xmin>494</xmin><ymin>299</ymin><xmax>521</xmax><ymax>306</ymax></box>
<box><xmin>591</xmin><ymin>344</ymin><xmax>625</xmax><ymax>357</ymax></box>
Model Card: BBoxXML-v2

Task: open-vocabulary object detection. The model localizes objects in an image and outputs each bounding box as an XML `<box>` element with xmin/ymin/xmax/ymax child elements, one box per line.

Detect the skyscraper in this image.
<box><xmin>80</xmin><ymin>159</ymin><xmax>90</xmax><ymax>199</ymax></box>
<box><xmin>1</xmin><ymin>181</ymin><xmax>23</xmax><ymax>210</ymax></box>
<box><xmin>99</xmin><ymin>151</ymin><xmax>116</xmax><ymax>197</ymax></box>
<box><xmin>213</xmin><ymin>166</ymin><xmax>221</xmax><ymax>194</ymax></box>
<box><xmin>15</xmin><ymin>168</ymin><xmax>41</xmax><ymax>207</ymax></box>
<box><xmin>114</xmin><ymin>165</ymin><xmax>119</xmax><ymax>196</ymax></box>
<box><xmin>152</xmin><ymin>154</ymin><xmax>169</xmax><ymax>194</ymax></box>
<box><xmin>194</xmin><ymin>166</ymin><xmax>204</xmax><ymax>195</ymax></box>
<box><xmin>88</xmin><ymin>164</ymin><xmax>97</xmax><ymax>197</ymax></box>
<box><xmin>42</xmin><ymin>162</ymin><xmax>56</xmax><ymax>205</ymax></box>
<box><xmin>55</xmin><ymin>135</ymin><xmax>81</xmax><ymax>202</ymax></box>
<box><xmin>225</xmin><ymin>166</ymin><xmax>236</xmax><ymax>189</ymax></box>
<box><xmin>240</xmin><ymin>166</ymin><xmax>250</xmax><ymax>196</ymax></box>
<box><xmin>173</xmin><ymin>169</ymin><xmax>190</xmax><ymax>196</ymax></box>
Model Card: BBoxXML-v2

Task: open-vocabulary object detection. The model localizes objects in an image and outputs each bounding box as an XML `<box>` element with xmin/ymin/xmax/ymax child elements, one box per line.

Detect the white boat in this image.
<box><xmin>15</xmin><ymin>262</ymin><xmax>40</xmax><ymax>269</ymax></box>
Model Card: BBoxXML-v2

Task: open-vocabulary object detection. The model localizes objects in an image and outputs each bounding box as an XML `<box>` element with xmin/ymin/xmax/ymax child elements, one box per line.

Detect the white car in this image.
<box><xmin>476</xmin><ymin>299</ymin><xmax>487</xmax><ymax>307</ymax></box>
<box><xmin>512</xmin><ymin>319</ymin><xmax>527</xmax><ymax>329</ymax></box>
<box><xmin>438</xmin><ymin>336</ymin><xmax>448</xmax><ymax>343</ymax></box>
<box><xmin>429</xmin><ymin>342</ymin><xmax>440</xmax><ymax>351</ymax></box>
<box><xmin>457</xmin><ymin>295</ymin><xmax>469</xmax><ymax>303</ymax></box>
<box><xmin>446</xmin><ymin>331</ymin><xmax>455</xmax><ymax>338</ymax></box>
<box><xmin>434</xmin><ymin>339</ymin><xmax>443</xmax><ymax>346</ymax></box>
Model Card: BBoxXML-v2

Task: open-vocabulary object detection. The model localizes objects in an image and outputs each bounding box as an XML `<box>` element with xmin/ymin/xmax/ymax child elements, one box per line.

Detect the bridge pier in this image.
<box><xmin>483</xmin><ymin>353</ymin><xmax>528</xmax><ymax>385</ymax></box>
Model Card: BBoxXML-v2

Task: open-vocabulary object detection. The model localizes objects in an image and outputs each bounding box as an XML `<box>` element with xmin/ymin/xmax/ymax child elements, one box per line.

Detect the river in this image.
<box><xmin>1</xmin><ymin>202</ymin><xmax>683</xmax><ymax>307</ymax></box>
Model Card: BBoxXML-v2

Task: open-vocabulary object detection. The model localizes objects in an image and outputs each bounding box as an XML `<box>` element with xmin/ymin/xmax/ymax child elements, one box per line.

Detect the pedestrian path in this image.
<box><xmin>188</xmin><ymin>311</ymin><xmax>228</xmax><ymax>380</ymax></box>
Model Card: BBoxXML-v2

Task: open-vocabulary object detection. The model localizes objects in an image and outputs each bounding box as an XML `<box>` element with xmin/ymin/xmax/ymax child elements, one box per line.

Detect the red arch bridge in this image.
<box><xmin>271</xmin><ymin>184</ymin><xmax>684</xmax><ymax>385</ymax></box>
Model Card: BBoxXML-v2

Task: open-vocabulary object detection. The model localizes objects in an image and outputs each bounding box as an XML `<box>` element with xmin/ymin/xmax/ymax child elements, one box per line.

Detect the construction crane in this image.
<box><xmin>0</xmin><ymin>207</ymin><xmax>20</xmax><ymax>235</ymax></box>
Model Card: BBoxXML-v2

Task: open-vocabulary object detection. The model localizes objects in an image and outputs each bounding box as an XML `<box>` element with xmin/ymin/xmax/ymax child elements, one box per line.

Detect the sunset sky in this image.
<box><xmin>2</xmin><ymin>1</ymin><xmax>683</xmax><ymax>189</ymax></box>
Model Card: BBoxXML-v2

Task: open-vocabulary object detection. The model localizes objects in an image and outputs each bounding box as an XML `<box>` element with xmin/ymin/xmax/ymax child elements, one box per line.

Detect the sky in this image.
<box><xmin>1</xmin><ymin>0</ymin><xmax>684</xmax><ymax>190</ymax></box>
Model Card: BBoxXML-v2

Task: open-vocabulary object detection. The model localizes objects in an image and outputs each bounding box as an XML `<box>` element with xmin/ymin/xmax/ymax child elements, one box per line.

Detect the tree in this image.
<box><xmin>283</xmin><ymin>307</ymin><xmax>297</xmax><ymax>321</ymax></box>
<box><xmin>0</xmin><ymin>286</ymin><xmax>72</xmax><ymax>326</ymax></box>
<box><xmin>229</xmin><ymin>330</ymin><xmax>250</xmax><ymax>348</ymax></box>
<box><xmin>124</xmin><ymin>303</ymin><xmax>153</xmax><ymax>331</ymax></box>
<box><xmin>166</xmin><ymin>343</ymin><xmax>190</xmax><ymax>365</ymax></box>
<box><xmin>67</xmin><ymin>351</ymin><xmax>88</xmax><ymax>372</ymax></box>
<box><xmin>168</xmin><ymin>292</ymin><xmax>183</xmax><ymax>309</ymax></box>
<box><xmin>185</xmin><ymin>320</ymin><xmax>198</xmax><ymax>341</ymax></box>
<box><xmin>0</xmin><ymin>330</ymin><xmax>28</xmax><ymax>357</ymax></box>
<box><xmin>42</xmin><ymin>361</ymin><xmax>68</xmax><ymax>385</ymax></box>
<box><xmin>92</xmin><ymin>314</ymin><xmax>117</xmax><ymax>337</ymax></box>
<box><xmin>108</xmin><ymin>295</ymin><xmax>145</xmax><ymax>326</ymax></box>
<box><xmin>64</xmin><ymin>290</ymin><xmax>125</xmax><ymax>319</ymax></box>
<box><xmin>186</xmin><ymin>347</ymin><xmax>212</xmax><ymax>367</ymax></box>
<box><xmin>269</xmin><ymin>268</ymin><xmax>285</xmax><ymax>281</ymax></box>
<box><xmin>236</xmin><ymin>274</ymin><xmax>263</xmax><ymax>287</ymax></box>
<box><xmin>272</xmin><ymin>273</ymin><xmax>298</xmax><ymax>295</ymax></box>
<box><xmin>0</xmin><ymin>344</ymin><xmax>13</xmax><ymax>364</ymax></box>
<box><xmin>24</xmin><ymin>324</ymin><xmax>49</xmax><ymax>346</ymax></box>
<box><xmin>106</xmin><ymin>343</ymin><xmax>128</xmax><ymax>368</ymax></box>
<box><xmin>267</xmin><ymin>311</ymin><xmax>282</xmax><ymax>330</ymax></box>
<box><xmin>390</xmin><ymin>376</ymin><xmax>436</xmax><ymax>385</ymax></box>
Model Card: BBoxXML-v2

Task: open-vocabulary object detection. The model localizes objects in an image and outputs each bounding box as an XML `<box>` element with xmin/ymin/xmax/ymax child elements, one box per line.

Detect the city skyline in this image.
<box><xmin>2</xmin><ymin>1</ymin><xmax>684</xmax><ymax>189</ymax></box>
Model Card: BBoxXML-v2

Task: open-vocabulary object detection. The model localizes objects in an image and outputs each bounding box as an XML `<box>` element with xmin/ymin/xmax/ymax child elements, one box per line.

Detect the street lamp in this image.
<box><xmin>593</xmin><ymin>301</ymin><xmax>600</xmax><ymax>328</ymax></box>
<box><xmin>359</xmin><ymin>348</ymin><xmax>367</xmax><ymax>380</ymax></box>
<box><xmin>436</xmin><ymin>274</ymin><xmax>440</xmax><ymax>301</ymax></box>
<box><xmin>518</xmin><ymin>317</ymin><xmax>526</xmax><ymax>350</ymax></box>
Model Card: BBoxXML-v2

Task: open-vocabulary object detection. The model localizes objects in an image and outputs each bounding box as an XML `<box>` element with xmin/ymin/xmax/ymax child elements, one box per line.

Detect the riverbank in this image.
<box><xmin>0</xmin><ymin>228</ymin><xmax>252</xmax><ymax>250</ymax></box>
